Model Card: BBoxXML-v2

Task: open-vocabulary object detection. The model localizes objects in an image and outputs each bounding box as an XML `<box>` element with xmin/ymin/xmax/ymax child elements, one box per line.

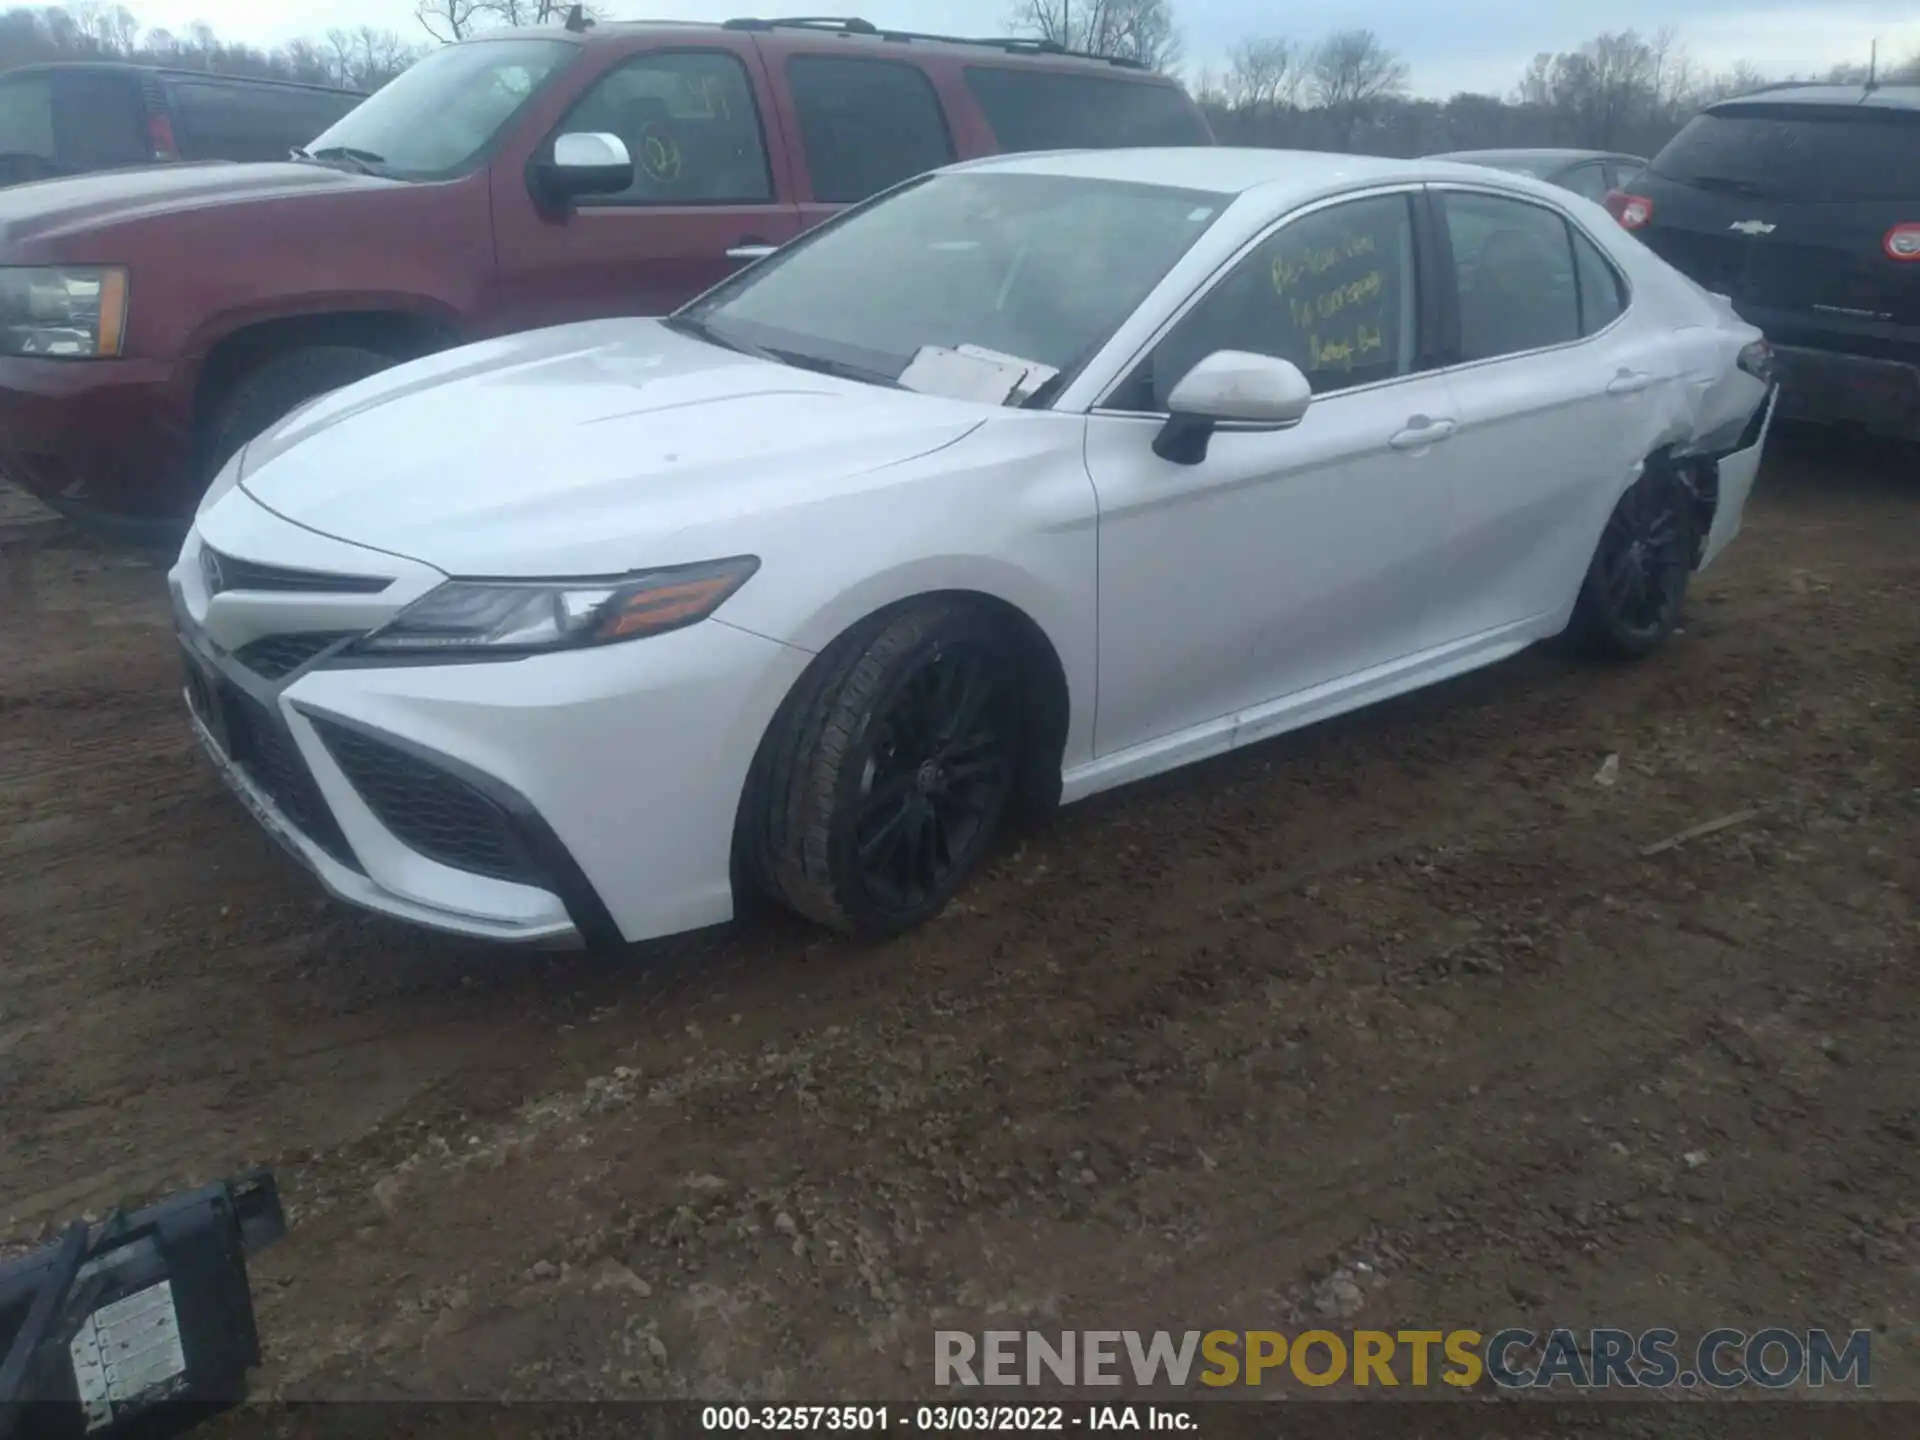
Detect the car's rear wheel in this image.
<box><xmin>1567</xmin><ymin>458</ymin><xmax>1699</xmax><ymax>659</ymax></box>
<box><xmin>754</xmin><ymin>601</ymin><xmax>1024</xmax><ymax>937</ymax></box>
<box><xmin>199</xmin><ymin>345</ymin><xmax>395</xmax><ymax>499</ymax></box>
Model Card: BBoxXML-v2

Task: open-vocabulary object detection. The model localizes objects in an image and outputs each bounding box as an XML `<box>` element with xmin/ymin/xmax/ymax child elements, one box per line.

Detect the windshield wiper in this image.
<box><xmin>663</xmin><ymin>313</ymin><xmax>777</xmax><ymax>361</ymax></box>
<box><xmin>292</xmin><ymin>144</ymin><xmax>389</xmax><ymax>175</ymax></box>
<box><xmin>761</xmin><ymin>347</ymin><xmax>904</xmax><ymax>390</ymax></box>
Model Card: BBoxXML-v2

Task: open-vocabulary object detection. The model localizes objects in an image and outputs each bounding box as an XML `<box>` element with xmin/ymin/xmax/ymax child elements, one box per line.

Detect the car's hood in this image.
<box><xmin>237</xmin><ymin>318</ymin><xmax>991</xmax><ymax>576</ymax></box>
<box><xmin>0</xmin><ymin>161</ymin><xmax>393</xmax><ymax>249</ymax></box>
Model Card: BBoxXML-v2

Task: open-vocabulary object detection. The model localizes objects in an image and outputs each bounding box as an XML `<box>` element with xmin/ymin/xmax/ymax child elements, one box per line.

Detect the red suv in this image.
<box><xmin>0</xmin><ymin>16</ymin><xmax>1211</xmax><ymax>536</ymax></box>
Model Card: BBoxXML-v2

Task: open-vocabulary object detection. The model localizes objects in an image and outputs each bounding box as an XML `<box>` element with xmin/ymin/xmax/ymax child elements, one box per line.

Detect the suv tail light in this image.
<box><xmin>148</xmin><ymin>111</ymin><xmax>177</xmax><ymax>161</ymax></box>
<box><xmin>1605</xmin><ymin>189</ymin><xmax>1653</xmax><ymax>231</ymax></box>
<box><xmin>1885</xmin><ymin>224</ymin><xmax>1920</xmax><ymax>262</ymax></box>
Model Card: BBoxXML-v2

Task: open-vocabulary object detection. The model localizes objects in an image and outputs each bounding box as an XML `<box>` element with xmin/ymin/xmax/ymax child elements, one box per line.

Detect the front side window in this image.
<box><xmin>786</xmin><ymin>56</ymin><xmax>954</xmax><ymax>205</ymax></box>
<box><xmin>1442</xmin><ymin>191</ymin><xmax>1580</xmax><ymax>363</ymax></box>
<box><xmin>302</xmin><ymin>37</ymin><xmax>577</xmax><ymax>180</ymax></box>
<box><xmin>562</xmin><ymin>50</ymin><xmax>771</xmax><ymax>205</ymax></box>
<box><xmin>1110</xmin><ymin>193</ymin><xmax>1419</xmax><ymax>411</ymax></box>
<box><xmin>676</xmin><ymin>170</ymin><xmax>1227</xmax><ymax>386</ymax></box>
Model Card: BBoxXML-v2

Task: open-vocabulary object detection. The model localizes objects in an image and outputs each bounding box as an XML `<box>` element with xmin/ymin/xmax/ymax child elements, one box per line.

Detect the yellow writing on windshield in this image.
<box><xmin>1309</xmin><ymin>324</ymin><xmax>1386</xmax><ymax>371</ymax></box>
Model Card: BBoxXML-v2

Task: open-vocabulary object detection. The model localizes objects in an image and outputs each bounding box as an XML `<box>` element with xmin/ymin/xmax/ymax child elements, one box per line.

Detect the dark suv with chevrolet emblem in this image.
<box><xmin>1607</xmin><ymin>82</ymin><xmax>1920</xmax><ymax>440</ymax></box>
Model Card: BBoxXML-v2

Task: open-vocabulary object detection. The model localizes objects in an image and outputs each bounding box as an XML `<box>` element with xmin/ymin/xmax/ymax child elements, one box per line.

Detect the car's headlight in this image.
<box><xmin>0</xmin><ymin>266</ymin><xmax>128</xmax><ymax>357</ymax></box>
<box><xmin>348</xmin><ymin>556</ymin><xmax>761</xmax><ymax>659</ymax></box>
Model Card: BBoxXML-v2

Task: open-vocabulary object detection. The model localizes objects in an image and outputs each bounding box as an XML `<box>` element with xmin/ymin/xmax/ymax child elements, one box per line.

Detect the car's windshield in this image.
<box><xmin>676</xmin><ymin>170</ymin><xmax>1231</xmax><ymax>392</ymax></box>
<box><xmin>301</xmin><ymin>37</ymin><xmax>577</xmax><ymax>179</ymax></box>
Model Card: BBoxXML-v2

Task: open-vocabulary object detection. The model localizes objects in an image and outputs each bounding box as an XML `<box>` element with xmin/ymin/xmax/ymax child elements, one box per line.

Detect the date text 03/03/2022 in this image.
<box><xmin>699</xmin><ymin>1405</ymin><xmax>1189</xmax><ymax>1431</ymax></box>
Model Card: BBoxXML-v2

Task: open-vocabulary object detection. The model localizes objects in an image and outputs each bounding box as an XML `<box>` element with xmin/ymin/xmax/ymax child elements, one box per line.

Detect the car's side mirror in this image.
<box><xmin>1153</xmin><ymin>350</ymin><xmax>1313</xmax><ymax>465</ymax></box>
<box><xmin>528</xmin><ymin>131</ymin><xmax>633</xmax><ymax>211</ymax></box>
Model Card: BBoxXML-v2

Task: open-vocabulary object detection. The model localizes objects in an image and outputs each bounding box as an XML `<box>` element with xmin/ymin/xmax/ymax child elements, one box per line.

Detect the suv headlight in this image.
<box><xmin>0</xmin><ymin>266</ymin><xmax>128</xmax><ymax>357</ymax></box>
<box><xmin>347</xmin><ymin>556</ymin><xmax>761</xmax><ymax>659</ymax></box>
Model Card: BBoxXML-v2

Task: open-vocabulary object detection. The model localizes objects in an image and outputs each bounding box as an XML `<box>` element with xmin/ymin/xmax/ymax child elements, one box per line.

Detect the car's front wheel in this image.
<box><xmin>1567</xmin><ymin>459</ymin><xmax>1700</xmax><ymax>659</ymax></box>
<box><xmin>753</xmin><ymin>601</ymin><xmax>1024</xmax><ymax>938</ymax></box>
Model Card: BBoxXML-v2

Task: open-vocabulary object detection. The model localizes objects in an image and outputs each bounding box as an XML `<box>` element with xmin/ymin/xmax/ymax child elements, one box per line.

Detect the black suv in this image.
<box><xmin>0</xmin><ymin>62</ymin><xmax>364</xmax><ymax>187</ymax></box>
<box><xmin>1609</xmin><ymin>83</ymin><xmax>1920</xmax><ymax>440</ymax></box>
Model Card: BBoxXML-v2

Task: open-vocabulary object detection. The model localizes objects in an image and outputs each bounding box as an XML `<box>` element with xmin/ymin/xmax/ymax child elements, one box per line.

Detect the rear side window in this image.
<box><xmin>1652</xmin><ymin>107</ymin><xmax>1920</xmax><ymax>203</ymax></box>
<box><xmin>0</xmin><ymin>74</ymin><xmax>55</xmax><ymax>160</ymax></box>
<box><xmin>786</xmin><ymin>56</ymin><xmax>954</xmax><ymax>204</ymax></box>
<box><xmin>1442</xmin><ymin>191</ymin><xmax>1581</xmax><ymax>362</ymax></box>
<box><xmin>168</xmin><ymin>80</ymin><xmax>361</xmax><ymax>162</ymax></box>
<box><xmin>1557</xmin><ymin>162</ymin><xmax>1611</xmax><ymax>204</ymax></box>
<box><xmin>962</xmin><ymin>67</ymin><xmax>1208</xmax><ymax>152</ymax></box>
<box><xmin>35</xmin><ymin>72</ymin><xmax>148</xmax><ymax>172</ymax></box>
<box><xmin>1571</xmin><ymin>227</ymin><xmax>1627</xmax><ymax>334</ymax></box>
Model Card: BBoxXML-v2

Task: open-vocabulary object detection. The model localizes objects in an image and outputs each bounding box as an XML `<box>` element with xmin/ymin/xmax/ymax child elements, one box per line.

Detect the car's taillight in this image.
<box><xmin>1737</xmin><ymin>338</ymin><xmax>1775</xmax><ymax>385</ymax></box>
<box><xmin>148</xmin><ymin>111</ymin><xmax>177</xmax><ymax>161</ymax></box>
<box><xmin>1605</xmin><ymin>189</ymin><xmax>1653</xmax><ymax>231</ymax></box>
<box><xmin>1884</xmin><ymin>224</ymin><xmax>1920</xmax><ymax>261</ymax></box>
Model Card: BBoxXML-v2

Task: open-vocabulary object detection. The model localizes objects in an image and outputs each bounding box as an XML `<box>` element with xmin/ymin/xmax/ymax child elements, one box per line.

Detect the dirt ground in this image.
<box><xmin>2</xmin><ymin>431</ymin><xmax>1916</xmax><ymax>1414</ymax></box>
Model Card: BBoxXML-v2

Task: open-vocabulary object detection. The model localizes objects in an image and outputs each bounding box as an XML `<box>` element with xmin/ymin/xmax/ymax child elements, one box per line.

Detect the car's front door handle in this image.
<box><xmin>726</xmin><ymin>242</ymin><xmax>777</xmax><ymax>263</ymax></box>
<box><xmin>1607</xmin><ymin>368</ymin><xmax>1657</xmax><ymax>395</ymax></box>
<box><xmin>1389</xmin><ymin>416</ymin><xmax>1457</xmax><ymax>450</ymax></box>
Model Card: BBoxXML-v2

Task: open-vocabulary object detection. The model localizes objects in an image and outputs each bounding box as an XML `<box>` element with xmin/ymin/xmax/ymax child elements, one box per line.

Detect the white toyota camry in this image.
<box><xmin>171</xmin><ymin>147</ymin><xmax>1777</xmax><ymax>950</ymax></box>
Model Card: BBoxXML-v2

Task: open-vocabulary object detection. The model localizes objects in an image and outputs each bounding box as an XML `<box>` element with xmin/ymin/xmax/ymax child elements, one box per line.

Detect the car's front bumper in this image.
<box><xmin>1772</xmin><ymin>344</ymin><xmax>1920</xmax><ymax>440</ymax></box>
<box><xmin>170</xmin><ymin>495</ymin><xmax>812</xmax><ymax>948</ymax></box>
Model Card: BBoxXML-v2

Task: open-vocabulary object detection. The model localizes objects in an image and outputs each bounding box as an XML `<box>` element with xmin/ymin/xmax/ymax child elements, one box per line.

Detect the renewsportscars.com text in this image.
<box><xmin>934</xmin><ymin>1327</ymin><xmax>1872</xmax><ymax>1391</ymax></box>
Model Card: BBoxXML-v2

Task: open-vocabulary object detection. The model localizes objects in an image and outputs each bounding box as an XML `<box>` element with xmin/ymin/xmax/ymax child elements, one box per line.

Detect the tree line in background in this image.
<box><xmin>0</xmin><ymin>0</ymin><xmax>1916</xmax><ymax>155</ymax></box>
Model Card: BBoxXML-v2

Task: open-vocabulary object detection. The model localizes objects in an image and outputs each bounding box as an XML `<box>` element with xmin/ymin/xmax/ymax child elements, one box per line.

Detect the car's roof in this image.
<box><xmin>1708</xmin><ymin>81</ymin><xmax>1920</xmax><ymax>112</ymax></box>
<box><xmin>951</xmin><ymin>146</ymin><xmax>1555</xmax><ymax>199</ymax></box>
<box><xmin>0</xmin><ymin>60</ymin><xmax>363</xmax><ymax>94</ymax></box>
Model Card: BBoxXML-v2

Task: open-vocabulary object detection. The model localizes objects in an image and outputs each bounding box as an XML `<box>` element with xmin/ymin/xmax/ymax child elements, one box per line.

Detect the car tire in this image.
<box><xmin>1566</xmin><ymin>457</ymin><xmax>1700</xmax><ymax>660</ymax></box>
<box><xmin>754</xmin><ymin>601</ymin><xmax>1025</xmax><ymax>938</ymax></box>
<box><xmin>199</xmin><ymin>345</ymin><xmax>395</xmax><ymax>495</ymax></box>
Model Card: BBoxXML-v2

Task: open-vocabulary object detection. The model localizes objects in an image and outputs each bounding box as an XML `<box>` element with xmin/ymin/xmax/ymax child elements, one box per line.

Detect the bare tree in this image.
<box><xmin>1223</xmin><ymin>36</ymin><xmax>1300</xmax><ymax>111</ymax></box>
<box><xmin>415</xmin><ymin>0</ymin><xmax>481</xmax><ymax>44</ymax></box>
<box><xmin>1309</xmin><ymin>28</ymin><xmax>1408</xmax><ymax>149</ymax></box>
<box><xmin>1007</xmin><ymin>0</ymin><xmax>1182</xmax><ymax>72</ymax></box>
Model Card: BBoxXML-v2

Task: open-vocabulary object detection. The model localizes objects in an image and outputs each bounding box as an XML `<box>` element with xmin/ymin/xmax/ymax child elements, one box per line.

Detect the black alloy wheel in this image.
<box><xmin>1569</xmin><ymin>460</ymin><xmax>1700</xmax><ymax>659</ymax></box>
<box><xmin>751</xmin><ymin>602</ymin><xmax>1024</xmax><ymax>937</ymax></box>
<box><xmin>851</xmin><ymin>640</ymin><xmax>1013</xmax><ymax>915</ymax></box>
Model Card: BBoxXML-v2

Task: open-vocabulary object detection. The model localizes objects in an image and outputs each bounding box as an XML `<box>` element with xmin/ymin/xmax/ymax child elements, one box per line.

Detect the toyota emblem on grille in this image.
<box><xmin>1728</xmin><ymin>220</ymin><xmax>1777</xmax><ymax>236</ymax></box>
<box><xmin>200</xmin><ymin>547</ymin><xmax>225</xmax><ymax>595</ymax></box>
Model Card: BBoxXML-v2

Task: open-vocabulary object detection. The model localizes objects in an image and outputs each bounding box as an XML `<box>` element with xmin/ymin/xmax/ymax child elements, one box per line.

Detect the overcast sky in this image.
<box><xmin>133</xmin><ymin>0</ymin><xmax>1920</xmax><ymax>99</ymax></box>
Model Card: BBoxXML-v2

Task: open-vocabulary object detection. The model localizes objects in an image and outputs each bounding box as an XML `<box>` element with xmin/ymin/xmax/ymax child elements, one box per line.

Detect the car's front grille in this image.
<box><xmin>309</xmin><ymin>717</ymin><xmax>540</xmax><ymax>886</ymax></box>
<box><xmin>234</xmin><ymin>631</ymin><xmax>355</xmax><ymax>680</ymax></box>
<box><xmin>200</xmin><ymin>545</ymin><xmax>391</xmax><ymax>597</ymax></box>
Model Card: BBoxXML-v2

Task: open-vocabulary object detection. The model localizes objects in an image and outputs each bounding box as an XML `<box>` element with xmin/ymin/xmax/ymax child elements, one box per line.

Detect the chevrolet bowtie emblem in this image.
<box><xmin>1729</xmin><ymin>220</ymin><xmax>1777</xmax><ymax>235</ymax></box>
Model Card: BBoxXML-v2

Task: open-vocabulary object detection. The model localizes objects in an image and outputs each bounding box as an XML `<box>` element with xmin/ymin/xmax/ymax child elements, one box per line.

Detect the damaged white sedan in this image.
<box><xmin>171</xmin><ymin>147</ymin><xmax>1776</xmax><ymax>949</ymax></box>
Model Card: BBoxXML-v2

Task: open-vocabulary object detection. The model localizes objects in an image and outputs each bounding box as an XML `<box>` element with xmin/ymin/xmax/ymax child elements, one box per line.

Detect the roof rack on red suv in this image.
<box><xmin>719</xmin><ymin>14</ymin><xmax>1150</xmax><ymax>68</ymax></box>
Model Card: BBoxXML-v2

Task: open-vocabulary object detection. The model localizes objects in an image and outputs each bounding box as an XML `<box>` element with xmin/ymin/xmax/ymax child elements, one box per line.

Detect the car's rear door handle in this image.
<box><xmin>1389</xmin><ymin>416</ymin><xmax>1457</xmax><ymax>449</ymax></box>
<box><xmin>1607</xmin><ymin>368</ymin><xmax>1657</xmax><ymax>395</ymax></box>
<box><xmin>726</xmin><ymin>242</ymin><xmax>777</xmax><ymax>262</ymax></box>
